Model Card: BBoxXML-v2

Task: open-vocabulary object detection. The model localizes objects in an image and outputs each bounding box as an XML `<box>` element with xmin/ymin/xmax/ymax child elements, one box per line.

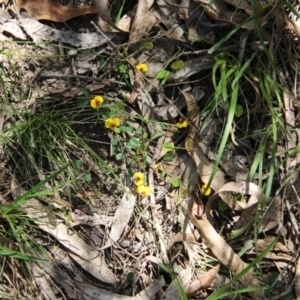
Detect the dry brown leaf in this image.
<box><xmin>94</xmin><ymin>0</ymin><xmax>128</xmax><ymax>32</ymax></box>
<box><xmin>223</xmin><ymin>0</ymin><xmax>265</xmax><ymax>13</ymax></box>
<box><xmin>192</xmin><ymin>199</ymin><xmax>204</xmax><ymax>218</ymax></box>
<box><xmin>184</xmin><ymin>91</ymin><xmax>227</xmax><ymax>191</ymax></box>
<box><xmin>257</xmin><ymin>237</ymin><xmax>291</xmax><ymax>254</ymax></box>
<box><xmin>3</xmin><ymin>21</ymin><xmax>26</xmax><ymax>39</ymax></box>
<box><xmin>20</xmin><ymin>16</ymin><xmax>125</xmax><ymax>49</ymax></box>
<box><xmin>16</xmin><ymin>0</ymin><xmax>97</xmax><ymax>22</ymax></box>
<box><xmin>31</xmin><ymin>263</ymin><xmax>58</xmax><ymax>300</ymax></box>
<box><xmin>261</xmin><ymin>195</ymin><xmax>283</xmax><ymax>232</ymax></box>
<box><xmin>179</xmin><ymin>152</ymin><xmax>200</xmax><ymax>203</ymax></box>
<box><xmin>194</xmin><ymin>0</ymin><xmax>257</xmax><ymax>30</ymax></box>
<box><xmin>207</xmin><ymin>181</ymin><xmax>262</xmax><ymax>213</ymax></box>
<box><xmin>187</xmin><ymin>265</ymin><xmax>220</xmax><ymax>298</ymax></box>
<box><xmin>183</xmin><ymin>205</ymin><xmax>264</xmax><ymax>300</ymax></box>
<box><xmin>24</xmin><ymin>199</ymin><xmax>117</xmax><ymax>284</ymax></box>
<box><xmin>173</xmin><ymin>58</ymin><xmax>214</xmax><ymax>81</ymax></box>
<box><xmin>163</xmin><ymin>265</ymin><xmax>193</xmax><ymax>298</ymax></box>
<box><xmin>296</xmin><ymin>255</ymin><xmax>300</xmax><ymax>300</ymax></box>
<box><xmin>206</xmin><ymin>182</ymin><xmax>282</xmax><ymax>239</ymax></box>
<box><xmin>129</xmin><ymin>0</ymin><xmax>150</xmax><ymax>42</ymax></box>
<box><xmin>99</xmin><ymin>188</ymin><xmax>136</xmax><ymax>250</ymax></box>
<box><xmin>129</xmin><ymin>0</ymin><xmax>156</xmax><ymax>42</ymax></box>
<box><xmin>0</xmin><ymin>8</ymin><xmax>11</xmax><ymax>24</ymax></box>
<box><xmin>181</xmin><ymin>0</ymin><xmax>215</xmax><ymax>43</ymax></box>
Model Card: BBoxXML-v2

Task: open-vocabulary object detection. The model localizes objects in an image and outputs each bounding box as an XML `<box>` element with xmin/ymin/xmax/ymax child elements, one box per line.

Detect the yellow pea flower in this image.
<box><xmin>201</xmin><ymin>184</ymin><xmax>212</xmax><ymax>196</ymax></box>
<box><xmin>136</xmin><ymin>185</ymin><xmax>151</xmax><ymax>196</ymax></box>
<box><xmin>176</xmin><ymin>118</ymin><xmax>188</xmax><ymax>128</ymax></box>
<box><xmin>90</xmin><ymin>96</ymin><xmax>104</xmax><ymax>108</ymax></box>
<box><xmin>136</xmin><ymin>63</ymin><xmax>148</xmax><ymax>73</ymax></box>
<box><xmin>105</xmin><ymin>117</ymin><xmax>121</xmax><ymax>130</ymax></box>
<box><xmin>133</xmin><ymin>172</ymin><xmax>144</xmax><ymax>186</ymax></box>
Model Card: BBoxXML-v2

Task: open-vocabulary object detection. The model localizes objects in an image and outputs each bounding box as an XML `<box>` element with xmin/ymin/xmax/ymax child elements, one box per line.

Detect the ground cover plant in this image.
<box><xmin>0</xmin><ymin>0</ymin><xmax>300</xmax><ymax>299</ymax></box>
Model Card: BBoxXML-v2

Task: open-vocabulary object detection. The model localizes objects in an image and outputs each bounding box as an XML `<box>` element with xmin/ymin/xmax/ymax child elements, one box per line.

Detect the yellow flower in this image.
<box><xmin>133</xmin><ymin>172</ymin><xmax>144</xmax><ymax>186</ymax></box>
<box><xmin>176</xmin><ymin>118</ymin><xmax>188</xmax><ymax>128</ymax></box>
<box><xmin>90</xmin><ymin>96</ymin><xmax>104</xmax><ymax>108</ymax></box>
<box><xmin>136</xmin><ymin>185</ymin><xmax>151</xmax><ymax>196</ymax></box>
<box><xmin>105</xmin><ymin>117</ymin><xmax>121</xmax><ymax>130</ymax></box>
<box><xmin>136</xmin><ymin>63</ymin><xmax>148</xmax><ymax>73</ymax></box>
<box><xmin>201</xmin><ymin>184</ymin><xmax>212</xmax><ymax>196</ymax></box>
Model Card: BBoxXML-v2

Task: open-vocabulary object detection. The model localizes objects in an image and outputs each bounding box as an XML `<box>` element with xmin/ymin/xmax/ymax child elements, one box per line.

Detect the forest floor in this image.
<box><xmin>0</xmin><ymin>0</ymin><xmax>300</xmax><ymax>299</ymax></box>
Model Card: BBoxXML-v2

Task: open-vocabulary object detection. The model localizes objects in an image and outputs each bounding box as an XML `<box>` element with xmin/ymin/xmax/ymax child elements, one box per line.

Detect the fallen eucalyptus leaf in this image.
<box><xmin>3</xmin><ymin>21</ymin><xmax>26</xmax><ymax>39</ymax></box>
<box><xmin>19</xmin><ymin>17</ymin><xmax>125</xmax><ymax>49</ymax></box>
<box><xmin>16</xmin><ymin>0</ymin><xmax>97</xmax><ymax>22</ymax></box>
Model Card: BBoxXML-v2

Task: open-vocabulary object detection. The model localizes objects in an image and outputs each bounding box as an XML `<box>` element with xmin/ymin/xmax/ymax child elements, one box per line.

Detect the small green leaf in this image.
<box><xmin>171</xmin><ymin>60</ymin><xmax>185</xmax><ymax>71</ymax></box>
<box><xmin>117</xmin><ymin>101</ymin><xmax>125</xmax><ymax>110</ymax></box>
<box><xmin>235</xmin><ymin>104</ymin><xmax>244</xmax><ymax>117</ymax></box>
<box><xmin>109</xmin><ymin>104</ymin><xmax>118</xmax><ymax>113</ymax></box>
<box><xmin>146</xmin><ymin>155</ymin><xmax>152</xmax><ymax>164</ymax></box>
<box><xmin>161</xmin><ymin>76</ymin><xmax>169</xmax><ymax>86</ymax></box>
<box><xmin>74</xmin><ymin>160</ymin><xmax>82</xmax><ymax>169</ymax></box>
<box><xmin>136</xmin><ymin>127</ymin><xmax>143</xmax><ymax>135</ymax></box>
<box><xmin>129</xmin><ymin>138</ymin><xmax>140</xmax><ymax>147</ymax></box>
<box><xmin>99</xmin><ymin>58</ymin><xmax>106</xmax><ymax>67</ymax></box>
<box><xmin>126</xmin><ymin>143</ymin><xmax>133</xmax><ymax>150</ymax></box>
<box><xmin>172</xmin><ymin>177</ymin><xmax>181</xmax><ymax>188</ymax></box>
<box><xmin>163</xmin><ymin>152</ymin><xmax>174</xmax><ymax>162</ymax></box>
<box><xmin>137</xmin><ymin>144</ymin><xmax>147</xmax><ymax>154</ymax></box>
<box><xmin>163</xmin><ymin>142</ymin><xmax>175</xmax><ymax>152</ymax></box>
<box><xmin>81</xmin><ymin>88</ymin><xmax>91</xmax><ymax>97</ymax></box>
<box><xmin>127</xmin><ymin>272</ymin><xmax>136</xmax><ymax>283</ymax></box>
<box><xmin>98</xmin><ymin>159</ymin><xmax>105</xmax><ymax>167</ymax></box>
<box><xmin>114</xmin><ymin>128</ymin><xmax>121</xmax><ymax>134</ymax></box>
<box><xmin>75</xmin><ymin>98</ymin><xmax>88</xmax><ymax>108</ymax></box>
<box><xmin>157</xmin><ymin>69</ymin><xmax>171</xmax><ymax>85</ymax></box>
<box><xmin>157</xmin><ymin>70</ymin><xmax>170</xmax><ymax>80</ymax></box>
<box><xmin>151</xmin><ymin>132</ymin><xmax>163</xmax><ymax>140</ymax></box>
<box><xmin>116</xmin><ymin>153</ymin><xmax>125</xmax><ymax>160</ymax></box>
<box><xmin>110</xmin><ymin>138</ymin><xmax>119</xmax><ymax>155</ymax></box>
<box><xmin>218</xmin><ymin>202</ymin><xmax>228</xmax><ymax>212</ymax></box>
<box><xmin>143</xmin><ymin>42</ymin><xmax>154</xmax><ymax>50</ymax></box>
<box><xmin>117</xmin><ymin>64</ymin><xmax>128</xmax><ymax>73</ymax></box>
<box><xmin>84</xmin><ymin>173</ymin><xmax>92</xmax><ymax>182</ymax></box>
<box><xmin>122</xmin><ymin>124</ymin><xmax>133</xmax><ymax>133</ymax></box>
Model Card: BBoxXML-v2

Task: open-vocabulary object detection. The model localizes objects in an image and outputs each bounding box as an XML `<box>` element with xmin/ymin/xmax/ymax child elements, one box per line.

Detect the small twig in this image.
<box><xmin>30</xmin><ymin>64</ymin><xmax>49</xmax><ymax>84</ymax></box>
<box><xmin>285</xmin><ymin>199</ymin><xmax>300</xmax><ymax>243</ymax></box>
<box><xmin>91</xmin><ymin>20</ymin><xmax>117</xmax><ymax>49</ymax></box>
<box><xmin>39</xmin><ymin>73</ymin><xmax>126</xmax><ymax>85</ymax></box>
<box><xmin>148</xmin><ymin>135</ymin><xmax>169</xmax><ymax>263</ymax></box>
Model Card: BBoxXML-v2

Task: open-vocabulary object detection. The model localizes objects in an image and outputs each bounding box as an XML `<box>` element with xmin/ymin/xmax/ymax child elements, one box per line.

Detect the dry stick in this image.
<box><xmin>148</xmin><ymin>135</ymin><xmax>169</xmax><ymax>263</ymax></box>
<box><xmin>91</xmin><ymin>20</ymin><xmax>118</xmax><ymax>49</ymax></box>
<box><xmin>285</xmin><ymin>199</ymin><xmax>300</xmax><ymax>243</ymax></box>
<box><xmin>39</xmin><ymin>73</ymin><xmax>125</xmax><ymax>85</ymax></box>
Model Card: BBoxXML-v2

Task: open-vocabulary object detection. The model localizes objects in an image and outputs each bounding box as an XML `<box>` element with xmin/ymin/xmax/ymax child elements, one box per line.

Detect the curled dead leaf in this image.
<box><xmin>16</xmin><ymin>0</ymin><xmax>97</xmax><ymax>22</ymax></box>
<box><xmin>187</xmin><ymin>265</ymin><xmax>220</xmax><ymax>298</ymax></box>
<box><xmin>183</xmin><ymin>206</ymin><xmax>264</xmax><ymax>299</ymax></box>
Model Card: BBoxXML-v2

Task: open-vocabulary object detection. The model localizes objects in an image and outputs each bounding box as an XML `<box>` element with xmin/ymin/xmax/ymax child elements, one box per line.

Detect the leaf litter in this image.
<box><xmin>0</xmin><ymin>0</ymin><xmax>300</xmax><ymax>299</ymax></box>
